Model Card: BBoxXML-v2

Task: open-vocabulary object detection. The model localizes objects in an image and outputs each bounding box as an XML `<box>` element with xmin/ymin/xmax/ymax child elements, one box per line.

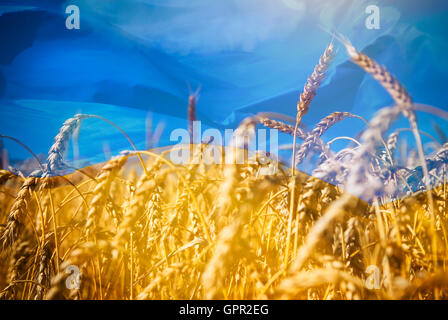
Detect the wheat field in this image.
<box><xmin>0</xmin><ymin>39</ymin><xmax>448</xmax><ymax>300</ymax></box>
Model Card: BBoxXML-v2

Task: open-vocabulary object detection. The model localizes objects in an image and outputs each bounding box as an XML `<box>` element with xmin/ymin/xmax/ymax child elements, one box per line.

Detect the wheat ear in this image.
<box><xmin>341</xmin><ymin>38</ymin><xmax>435</xmax><ymax>245</ymax></box>
<box><xmin>0</xmin><ymin>169</ymin><xmax>15</xmax><ymax>185</ymax></box>
<box><xmin>113</xmin><ymin>163</ymin><xmax>159</xmax><ymax>249</ymax></box>
<box><xmin>1</xmin><ymin>177</ymin><xmax>37</xmax><ymax>247</ymax></box>
<box><xmin>296</xmin><ymin>42</ymin><xmax>335</xmax><ymax>125</ymax></box>
<box><xmin>188</xmin><ymin>92</ymin><xmax>198</xmax><ymax>143</ymax></box>
<box><xmin>85</xmin><ymin>156</ymin><xmax>128</xmax><ymax>239</ymax></box>
<box><xmin>295</xmin><ymin>112</ymin><xmax>357</xmax><ymax>166</ymax></box>
<box><xmin>259</xmin><ymin>118</ymin><xmax>308</xmax><ymax>140</ymax></box>
<box><xmin>47</xmin><ymin>114</ymin><xmax>88</xmax><ymax>173</ymax></box>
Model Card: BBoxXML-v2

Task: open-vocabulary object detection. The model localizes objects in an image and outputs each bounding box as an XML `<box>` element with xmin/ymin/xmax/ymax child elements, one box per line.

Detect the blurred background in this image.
<box><xmin>0</xmin><ymin>0</ymin><xmax>447</xmax><ymax>175</ymax></box>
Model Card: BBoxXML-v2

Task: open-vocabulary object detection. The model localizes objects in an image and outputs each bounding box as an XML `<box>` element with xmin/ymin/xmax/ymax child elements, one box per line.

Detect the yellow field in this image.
<box><xmin>1</xmin><ymin>39</ymin><xmax>448</xmax><ymax>300</ymax></box>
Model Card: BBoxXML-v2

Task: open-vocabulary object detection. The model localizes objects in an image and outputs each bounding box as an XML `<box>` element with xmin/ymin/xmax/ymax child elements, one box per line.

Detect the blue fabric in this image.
<box><xmin>0</xmin><ymin>0</ymin><xmax>447</xmax><ymax>174</ymax></box>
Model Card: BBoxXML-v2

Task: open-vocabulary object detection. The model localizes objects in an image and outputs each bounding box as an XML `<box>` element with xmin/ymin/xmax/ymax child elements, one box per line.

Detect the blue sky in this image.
<box><xmin>0</xmin><ymin>0</ymin><xmax>447</xmax><ymax>175</ymax></box>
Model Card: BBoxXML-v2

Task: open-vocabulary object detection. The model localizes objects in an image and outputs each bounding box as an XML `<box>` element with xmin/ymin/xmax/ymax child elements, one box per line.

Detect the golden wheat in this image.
<box><xmin>0</xmin><ymin>38</ymin><xmax>447</xmax><ymax>301</ymax></box>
